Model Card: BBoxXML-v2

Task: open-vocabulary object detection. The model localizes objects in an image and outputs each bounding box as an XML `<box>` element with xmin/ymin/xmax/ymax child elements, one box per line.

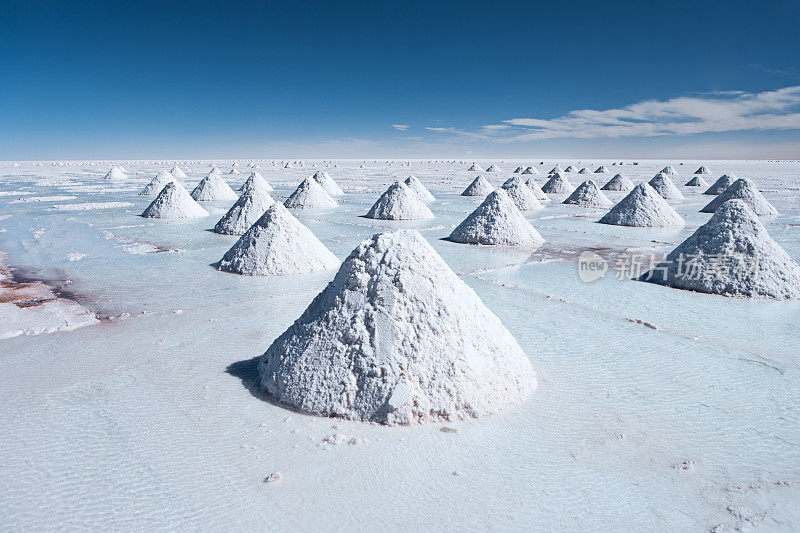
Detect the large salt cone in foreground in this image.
<box><xmin>601</xmin><ymin>174</ymin><xmax>634</xmax><ymax>192</ymax></box>
<box><xmin>541</xmin><ymin>172</ymin><xmax>574</xmax><ymax>194</ymax></box>
<box><xmin>640</xmin><ymin>200</ymin><xmax>800</xmax><ymax>299</ymax></box>
<box><xmin>284</xmin><ymin>177</ymin><xmax>339</xmax><ymax>209</ymax></box>
<box><xmin>404</xmin><ymin>175</ymin><xmax>435</xmax><ymax>202</ymax></box>
<box><xmin>139</xmin><ymin>170</ymin><xmax>175</xmax><ymax>195</ymax></box>
<box><xmin>461</xmin><ymin>175</ymin><xmax>494</xmax><ymax>196</ymax></box>
<box><xmin>258</xmin><ymin>230</ymin><xmax>537</xmax><ymax>425</ymax></box>
<box><xmin>214</xmin><ymin>186</ymin><xmax>275</xmax><ymax>235</ymax></box>
<box><xmin>365</xmin><ymin>182</ymin><xmax>434</xmax><ymax>220</ymax></box>
<box><xmin>649</xmin><ymin>172</ymin><xmax>684</xmax><ymax>200</ymax></box>
<box><xmin>704</xmin><ymin>174</ymin><xmax>736</xmax><ymax>195</ymax></box>
<box><xmin>700</xmin><ymin>178</ymin><xmax>778</xmax><ymax>216</ymax></box>
<box><xmin>191</xmin><ymin>173</ymin><xmax>238</xmax><ymax>202</ymax></box>
<box><xmin>563</xmin><ymin>179</ymin><xmax>614</xmax><ymax>207</ymax></box>
<box><xmin>217</xmin><ymin>203</ymin><xmax>338</xmax><ymax>276</ymax></box>
<box><xmin>448</xmin><ymin>189</ymin><xmax>544</xmax><ymax>246</ymax></box>
<box><xmin>141</xmin><ymin>182</ymin><xmax>209</xmax><ymax>219</ymax></box>
<box><xmin>312</xmin><ymin>171</ymin><xmax>344</xmax><ymax>196</ymax></box>
<box><xmin>598</xmin><ymin>183</ymin><xmax>684</xmax><ymax>227</ymax></box>
<box><xmin>501</xmin><ymin>177</ymin><xmax>543</xmax><ymax>211</ymax></box>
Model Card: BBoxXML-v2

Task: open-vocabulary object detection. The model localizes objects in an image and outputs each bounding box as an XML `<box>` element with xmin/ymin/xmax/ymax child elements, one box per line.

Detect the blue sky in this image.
<box><xmin>1</xmin><ymin>0</ymin><xmax>799</xmax><ymax>159</ymax></box>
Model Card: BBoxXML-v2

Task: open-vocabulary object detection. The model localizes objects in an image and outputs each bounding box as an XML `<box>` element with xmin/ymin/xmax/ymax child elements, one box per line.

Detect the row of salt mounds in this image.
<box><xmin>578</xmin><ymin>167</ymin><xmax>590</xmax><ymax>174</ymax></box>
<box><xmin>649</xmin><ymin>172</ymin><xmax>684</xmax><ymax>200</ymax></box>
<box><xmin>485</xmin><ymin>164</ymin><xmax>502</xmax><ymax>173</ymax></box>
<box><xmin>170</xmin><ymin>165</ymin><xmax>188</xmax><ymax>180</ymax></box>
<box><xmin>541</xmin><ymin>171</ymin><xmax>574</xmax><ymax>194</ymax></box>
<box><xmin>404</xmin><ymin>175</ymin><xmax>435</xmax><ymax>202</ymax></box>
<box><xmin>524</xmin><ymin>177</ymin><xmax>550</xmax><ymax>202</ymax></box>
<box><xmin>521</xmin><ymin>166</ymin><xmax>538</xmax><ymax>175</ymax></box>
<box><xmin>501</xmin><ymin>177</ymin><xmax>543</xmax><ymax>211</ymax></box>
<box><xmin>594</xmin><ymin>165</ymin><xmax>609</xmax><ymax>173</ymax></box>
<box><xmin>565</xmin><ymin>165</ymin><xmax>578</xmax><ymax>172</ymax></box>
<box><xmin>685</xmin><ymin>176</ymin><xmax>709</xmax><ymax>187</ymax></box>
<box><xmin>601</xmin><ymin>173</ymin><xmax>635</xmax><ymax>192</ymax></box>
<box><xmin>641</xmin><ymin>200</ymin><xmax>800</xmax><ymax>299</ymax></box>
<box><xmin>284</xmin><ymin>177</ymin><xmax>339</xmax><ymax>209</ymax></box>
<box><xmin>313</xmin><ymin>171</ymin><xmax>344</xmax><ymax>196</ymax></box>
<box><xmin>217</xmin><ymin>203</ymin><xmax>338</xmax><ymax>276</ymax></box>
<box><xmin>191</xmin><ymin>171</ymin><xmax>238</xmax><ymax>202</ymax></box>
<box><xmin>365</xmin><ymin>182</ymin><xmax>434</xmax><ymax>220</ymax></box>
<box><xmin>468</xmin><ymin>163</ymin><xmax>484</xmax><ymax>171</ymax></box>
<box><xmin>563</xmin><ymin>180</ymin><xmax>613</xmax><ymax>207</ymax></box>
<box><xmin>461</xmin><ymin>175</ymin><xmax>494</xmax><ymax>196</ymax></box>
<box><xmin>104</xmin><ymin>166</ymin><xmax>126</xmax><ymax>180</ymax></box>
<box><xmin>448</xmin><ymin>189</ymin><xmax>544</xmax><ymax>246</ymax></box>
<box><xmin>599</xmin><ymin>183</ymin><xmax>685</xmax><ymax>227</ymax></box>
<box><xmin>694</xmin><ymin>165</ymin><xmax>711</xmax><ymax>175</ymax></box>
<box><xmin>700</xmin><ymin>178</ymin><xmax>778</xmax><ymax>216</ymax></box>
<box><xmin>139</xmin><ymin>170</ymin><xmax>176</xmax><ymax>195</ymax></box>
<box><xmin>141</xmin><ymin>182</ymin><xmax>209</xmax><ymax>219</ymax></box>
<box><xmin>660</xmin><ymin>165</ymin><xmax>678</xmax><ymax>176</ymax></box>
<box><xmin>258</xmin><ymin>230</ymin><xmax>537</xmax><ymax>425</ymax></box>
<box><xmin>239</xmin><ymin>171</ymin><xmax>274</xmax><ymax>193</ymax></box>
<box><xmin>704</xmin><ymin>174</ymin><xmax>736</xmax><ymax>195</ymax></box>
<box><xmin>214</xmin><ymin>186</ymin><xmax>275</xmax><ymax>235</ymax></box>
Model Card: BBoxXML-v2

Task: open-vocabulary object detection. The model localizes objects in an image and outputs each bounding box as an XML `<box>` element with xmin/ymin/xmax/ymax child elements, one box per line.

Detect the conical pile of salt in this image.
<box><xmin>594</xmin><ymin>165</ymin><xmax>609</xmax><ymax>173</ymax></box>
<box><xmin>513</xmin><ymin>166</ymin><xmax>524</xmax><ymax>173</ymax></box>
<box><xmin>312</xmin><ymin>171</ymin><xmax>344</xmax><ymax>196</ymax></box>
<box><xmin>601</xmin><ymin>174</ymin><xmax>634</xmax><ymax>192</ymax></box>
<box><xmin>365</xmin><ymin>182</ymin><xmax>434</xmax><ymax>220</ymax></box>
<box><xmin>104</xmin><ymin>166</ymin><xmax>126</xmax><ymax>180</ymax></box>
<box><xmin>694</xmin><ymin>166</ymin><xmax>711</xmax><ymax>175</ymax></box>
<box><xmin>541</xmin><ymin>172</ymin><xmax>575</xmax><ymax>194</ymax></box>
<box><xmin>565</xmin><ymin>165</ymin><xmax>578</xmax><ymax>172</ymax></box>
<box><xmin>649</xmin><ymin>172</ymin><xmax>685</xmax><ymax>200</ymax></box>
<box><xmin>448</xmin><ymin>190</ymin><xmax>544</xmax><ymax>246</ymax></box>
<box><xmin>468</xmin><ymin>163</ymin><xmax>484</xmax><ymax>171</ymax></box>
<box><xmin>485</xmin><ymin>164</ymin><xmax>502</xmax><ymax>173</ymax></box>
<box><xmin>704</xmin><ymin>174</ymin><xmax>736</xmax><ymax>195</ymax></box>
<box><xmin>640</xmin><ymin>200</ymin><xmax>800</xmax><ymax>299</ymax></box>
<box><xmin>141</xmin><ymin>182</ymin><xmax>209</xmax><ymax>219</ymax></box>
<box><xmin>229</xmin><ymin>168</ymin><xmax>241</xmax><ymax>175</ymax></box>
<box><xmin>284</xmin><ymin>177</ymin><xmax>339</xmax><ymax>209</ymax></box>
<box><xmin>209</xmin><ymin>166</ymin><xmax>222</xmax><ymax>177</ymax></box>
<box><xmin>239</xmin><ymin>171</ymin><xmax>274</xmax><ymax>193</ymax></box>
<box><xmin>257</xmin><ymin>229</ymin><xmax>537</xmax><ymax>425</ymax></box>
<box><xmin>214</xmin><ymin>186</ymin><xmax>275</xmax><ymax>235</ymax></box>
<box><xmin>700</xmin><ymin>178</ymin><xmax>778</xmax><ymax>216</ymax></box>
<box><xmin>548</xmin><ymin>164</ymin><xmax>563</xmax><ymax>175</ymax></box>
<box><xmin>685</xmin><ymin>176</ymin><xmax>709</xmax><ymax>187</ymax></box>
<box><xmin>501</xmin><ymin>177</ymin><xmax>544</xmax><ymax>211</ymax></box>
<box><xmin>578</xmin><ymin>167</ymin><xmax>590</xmax><ymax>174</ymax></box>
<box><xmin>284</xmin><ymin>162</ymin><xmax>294</xmax><ymax>169</ymax></box>
<box><xmin>598</xmin><ymin>183</ymin><xmax>684</xmax><ymax>227</ymax></box>
<box><xmin>191</xmin><ymin>173</ymin><xmax>239</xmax><ymax>202</ymax></box>
<box><xmin>404</xmin><ymin>175</ymin><xmax>435</xmax><ymax>202</ymax></box>
<box><xmin>524</xmin><ymin>177</ymin><xmax>550</xmax><ymax>202</ymax></box>
<box><xmin>461</xmin><ymin>175</ymin><xmax>494</xmax><ymax>196</ymax></box>
<box><xmin>139</xmin><ymin>170</ymin><xmax>176</xmax><ymax>195</ymax></box>
<box><xmin>217</xmin><ymin>203</ymin><xmax>338</xmax><ymax>276</ymax></box>
<box><xmin>660</xmin><ymin>165</ymin><xmax>678</xmax><ymax>176</ymax></box>
<box><xmin>563</xmin><ymin>180</ymin><xmax>614</xmax><ymax>207</ymax></box>
<box><xmin>521</xmin><ymin>166</ymin><xmax>538</xmax><ymax>175</ymax></box>
<box><xmin>170</xmin><ymin>165</ymin><xmax>188</xmax><ymax>180</ymax></box>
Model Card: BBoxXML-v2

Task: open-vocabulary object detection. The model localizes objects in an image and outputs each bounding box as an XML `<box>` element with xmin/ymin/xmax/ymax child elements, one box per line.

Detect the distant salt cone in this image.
<box><xmin>104</xmin><ymin>166</ymin><xmax>126</xmax><ymax>180</ymax></box>
<box><xmin>461</xmin><ymin>175</ymin><xmax>494</xmax><ymax>196</ymax></box>
<box><xmin>685</xmin><ymin>176</ymin><xmax>709</xmax><ymax>187</ymax></box>
<box><xmin>468</xmin><ymin>163</ymin><xmax>484</xmax><ymax>172</ymax></box>
<box><xmin>217</xmin><ymin>203</ymin><xmax>338</xmax><ymax>276</ymax></box>
<box><xmin>660</xmin><ymin>165</ymin><xmax>678</xmax><ymax>176</ymax></box>
<box><xmin>209</xmin><ymin>166</ymin><xmax>222</xmax><ymax>177</ymax></box>
<box><xmin>563</xmin><ymin>180</ymin><xmax>614</xmax><ymax>207</ymax></box>
<box><xmin>649</xmin><ymin>172</ymin><xmax>685</xmax><ymax>200</ymax></box>
<box><xmin>239</xmin><ymin>171</ymin><xmax>274</xmax><ymax>193</ymax></box>
<box><xmin>578</xmin><ymin>167</ymin><xmax>590</xmax><ymax>174</ymax></box>
<box><xmin>548</xmin><ymin>165</ymin><xmax>563</xmax><ymax>175</ymax></box>
<box><xmin>485</xmin><ymin>164</ymin><xmax>502</xmax><ymax>173</ymax></box>
<box><xmin>229</xmin><ymin>168</ymin><xmax>241</xmax><ymax>175</ymax></box>
<box><xmin>524</xmin><ymin>177</ymin><xmax>550</xmax><ymax>202</ymax></box>
<box><xmin>640</xmin><ymin>200</ymin><xmax>800</xmax><ymax>299</ymax></box>
<box><xmin>141</xmin><ymin>182</ymin><xmax>209</xmax><ymax>219</ymax></box>
<box><xmin>598</xmin><ymin>183</ymin><xmax>685</xmax><ymax>227</ymax></box>
<box><xmin>139</xmin><ymin>170</ymin><xmax>176</xmax><ymax>195</ymax></box>
<box><xmin>565</xmin><ymin>165</ymin><xmax>578</xmax><ymax>172</ymax></box>
<box><xmin>694</xmin><ymin>166</ymin><xmax>711</xmax><ymax>175</ymax></box>
<box><xmin>513</xmin><ymin>166</ymin><xmax>524</xmax><ymax>174</ymax></box>
<box><xmin>258</xmin><ymin>229</ymin><xmax>537</xmax><ymax>425</ymax></box>
<box><xmin>214</xmin><ymin>186</ymin><xmax>275</xmax><ymax>235</ymax></box>
<box><xmin>365</xmin><ymin>182</ymin><xmax>434</xmax><ymax>220</ymax></box>
<box><xmin>312</xmin><ymin>171</ymin><xmax>344</xmax><ymax>196</ymax></box>
<box><xmin>191</xmin><ymin>173</ymin><xmax>239</xmax><ymax>202</ymax></box>
<box><xmin>284</xmin><ymin>162</ymin><xmax>294</xmax><ymax>169</ymax></box>
<box><xmin>700</xmin><ymin>178</ymin><xmax>778</xmax><ymax>216</ymax></box>
<box><xmin>170</xmin><ymin>165</ymin><xmax>188</xmax><ymax>180</ymax></box>
<box><xmin>448</xmin><ymin>189</ymin><xmax>544</xmax><ymax>246</ymax></box>
<box><xmin>541</xmin><ymin>172</ymin><xmax>575</xmax><ymax>194</ymax></box>
<box><xmin>601</xmin><ymin>174</ymin><xmax>634</xmax><ymax>192</ymax></box>
<box><xmin>284</xmin><ymin>177</ymin><xmax>339</xmax><ymax>209</ymax></box>
<box><xmin>521</xmin><ymin>166</ymin><xmax>539</xmax><ymax>175</ymax></box>
<box><xmin>594</xmin><ymin>165</ymin><xmax>609</xmax><ymax>173</ymax></box>
<box><xmin>404</xmin><ymin>175</ymin><xmax>435</xmax><ymax>202</ymax></box>
<box><xmin>704</xmin><ymin>174</ymin><xmax>737</xmax><ymax>195</ymax></box>
<box><xmin>501</xmin><ymin>177</ymin><xmax>544</xmax><ymax>211</ymax></box>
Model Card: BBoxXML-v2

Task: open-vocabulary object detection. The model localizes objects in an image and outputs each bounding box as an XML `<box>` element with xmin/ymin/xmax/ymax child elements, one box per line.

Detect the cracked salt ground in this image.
<box><xmin>1</xmin><ymin>160</ymin><xmax>800</xmax><ymax>530</ymax></box>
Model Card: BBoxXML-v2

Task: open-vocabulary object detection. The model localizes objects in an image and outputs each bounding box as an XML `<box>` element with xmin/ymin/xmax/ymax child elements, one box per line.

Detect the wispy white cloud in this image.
<box><xmin>392</xmin><ymin>124</ymin><xmax>410</xmax><ymax>131</ymax></box>
<box><xmin>427</xmin><ymin>86</ymin><xmax>800</xmax><ymax>143</ymax></box>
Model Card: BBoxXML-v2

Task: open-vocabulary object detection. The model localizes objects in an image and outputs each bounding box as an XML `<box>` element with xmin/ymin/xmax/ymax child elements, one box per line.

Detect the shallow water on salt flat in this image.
<box><xmin>1</xmin><ymin>159</ymin><xmax>799</xmax><ymax>531</ymax></box>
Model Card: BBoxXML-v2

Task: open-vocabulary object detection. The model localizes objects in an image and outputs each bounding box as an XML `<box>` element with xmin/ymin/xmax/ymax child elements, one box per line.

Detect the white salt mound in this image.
<box><xmin>501</xmin><ymin>177</ymin><xmax>544</xmax><ymax>211</ymax></box>
<box><xmin>258</xmin><ymin>230</ymin><xmax>537</xmax><ymax>425</ymax></box>
<box><xmin>312</xmin><ymin>171</ymin><xmax>344</xmax><ymax>196</ymax></box>
<box><xmin>139</xmin><ymin>170</ymin><xmax>176</xmax><ymax>195</ymax></box>
<box><xmin>548</xmin><ymin>165</ymin><xmax>563</xmax><ymax>175</ymax></box>
<box><xmin>513</xmin><ymin>166</ymin><xmax>524</xmax><ymax>174</ymax></box>
<box><xmin>578</xmin><ymin>167</ymin><xmax>590</xmax><ymax>174</ymax></box>
<box><xmin>365</xmin><ymin>182</ymin><xmax>434</xmax><ymax>220</ymax></box>
<box><xmin>704</xmin><ymin>174</ymin><xmax>737</xmax><ymax>195</ymax></box>
<box><xmin>660</xmin><ymin>165</ymin><xmax>678</xmax><ymax>176</ymax></box>
<box><xmin>104</xmin><ymin>166</ymin><xmax>126</xmax><ymax>180</ymax></box>
<box><xmin>649</xmin><ymin>172</ymin><xmax>685</xmax><ymax>200</ymax></box>
<box><xmin>694</xmin><ymin>166</ymin><xmax>711</xmax><ymax>175</ymax></box>
<box><xmin>170</xmin><ymin>165</ymin><xmax>188</xmax><ymax>180</ymax></box>
<box><xmin>598</xmin><ymin>183</ymin><xmax>685</xmax><ymax>227</ymax></box>
<box><xmin>191</xmin><ymin>173</ymin><xmax>239</xmax><ymax>202</ymax></box>
<box><xmin>641</xmin><ymin>200</ymin><xmax>800</xmax><ymax>299</ymax></box>
<box><xmin>468</xmin><ymin>163</ymin><xmax>484</xmax><ymax>172</ymax></box>
<box><xmin>404</xmin><ymin>175</ymin><xmax>435</xmax><ymax>202</ymax></box>
<box><xmin>284</xmin><ymin>178</ymin><xmax>339</xmax><ymax>210</ymax></box>
<box><xmin>209</xmin><ymin>166</ymin><xmax>222</xmax><ymax>177</ymax></box>
<box><xmin>448</xmin><ymin>190</ymin><xmax>544</xmax><ymax>246</ymax></box>
<box><xmin>565</xmin><ymin>165</ymin><xmax>578</xmax><ymax>172</ymax></box>
<box><xmin>594</xmin><ymin>165</ymin><xmax>609</xmax><ymax>173</ymax></box>
<box><xmin>700</xmin><ymin>178</ymin><xmax>778</xmax><ymax>216</ymax></box>
<box><xmin>284</xmin><ymin>162</ymin><xmax>294</xmax><ymax>169</ymax></box>
<box><xmin>239</xmin><ymin>171</ymin><xmax>274</xmax><ymax>193</ymax></box>
<box><xmin>563</xmin><ymin>180</ymin><xmax>614</xmax><ymax>207</ymax></box>
<box><xmin>214</xmin><ymin>186</ymin><xmax>275</xmax><ymax>235</ymax></box>
<box><xmin>461</xmin><ymin>175</ymin><xmax>494</xmax><ymax>196</ymax></box>
<box><xmin>217</xmin><ymin>203</ymin><xmax>337</xmax><ymax>276</ymax></box>
<box><xmin>141</xmin><ymin>182</ymin><xmax>209</xmax><ymax>219</ymax></box>
<box><xmin>485</xmin><ymin>164</ymin><xmax>502</xmax><ymax>173</ymax></box>
<box><xmin>601</xmin><ymin>173</ymin><xmax>635</xmax><ymax>192</ymax></box>
<box><xmin>521</xmin><ymin>166</ymin><xmax>538</xmax><ymax>175</ymax></box>
<box><xmin>524</xmin><ymin>177</ymin><xmax>550</xmax><ymax>202</ymax></box>
<box><xmin>685</xmin><ymin>176</ymin><xmax>709</xmax><ymax>187</ymax></box>
<box><xmin>541</xmin><ymin>172</ymin><xmax>575</xmax><ymax>195</ymax></box>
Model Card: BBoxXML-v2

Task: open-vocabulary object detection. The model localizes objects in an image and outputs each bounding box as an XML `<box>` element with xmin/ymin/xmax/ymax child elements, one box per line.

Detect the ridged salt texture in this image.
<box><xmin>214</xmin><ymin>186</ymin><xmax>275</xmax><ymax>235</ymax></box>
<box><xmin>640</xmin><ymin>200</ymin><xmax>800</xmax><ymax>299</ymax></box>
<box><xmin>313</xmin><ymin>171</ymin><xmax>344</xmax><ymax>196</ymax></box>
<box><xmin>141</xmin><ymin>182</ymin><xmax>209</xmax><ymax>219</ymax></box>
<box><xmin>598</xmin><ymin>183</ymin><xmax>685</xmax><ymax>227</ymax></box>
<box><xmin>238</xmin><ymin>171</ymin><xmax>274</xmax><ymax>193</ymax></box>
<box><xmin>501</xmin><ymin>177</ymin><xmax>544</xmax><ymax>211</ymax></box>
<box><xmin>468</xmin><ymin>163</ymin><xmax>484</xmax><ymax>171</ymax></box>
<box><xmin>217</xmin><ymin>203</ymin><xmax>338</xmax><ymax>276</ymax></box>
<box><xmin>541</xmin><ymin>172</ymin><xmax>575</xmax><ymax>194</ymax></box>
<box><xmin>365</xmin><ymin>182</ymin><xmax>434</xmax><ymax>220</ymax></box>
<box><xmin>703</xmin><ymin>174</ymin><xmax>737</xmax><ymax>195</ymax></box>
<box><xmin>284</xmin><ymin>177</ymin><xmax>339</xmax><ymax>209</ymax></box>
<box><xmin>258</xmin><ymin>229</ymin><xmax>537</xmax><ymax>425</ymax></box>
<box><xmin>700</xmin><ymin>178</ymin><xmax>778</xmax><ymax>216</ymax></box>
<box><xmin>190</xmin><ymin>173</ymin><xmax>238</xmax><ymax>202</ymax></box>
<box><xmin>649</xmin><ymin>172</ymin><xmax>685</xmax><ymax>200</ymax></box>
<box><xmin>485</xmin><ymin>164</ymin><xmax>502</xmax><ymax>173</ymax></box>
<box><xmin>170</xmin><ymin>165</ymin><xmax>188</xmax><ymax>180</ymax></box>
<box><xmin>448</xmin><ymin>190</ymin><xmax>544</xmax><ymax>246</ymax></box>
<box><xmin>404</xmin><ymin>175</ymin><xmax>435</xmax><ymax>202</ymax></box>
<box><xmin>601</xmin><ymin>174</ymin><xmax>635</xmax><ymax>192</ymax></box>
<box><xmin>139</xmin><ymin>170</ymin><xmax>176</xmax><ymax>195</ymax></box>
<box><xmin>563</xmin><ymin>180</ymin><xmax>613</xmax><ymax>207</ymax></box>
<box><xmin>685</xmin><ymin>176</ymin><xmax>709</xmax><ymax>187</ymax></box>
<box><xmin>461</xmin><ymin>175</ymin><xmax>494</xmax><ymax>196</ymax></box>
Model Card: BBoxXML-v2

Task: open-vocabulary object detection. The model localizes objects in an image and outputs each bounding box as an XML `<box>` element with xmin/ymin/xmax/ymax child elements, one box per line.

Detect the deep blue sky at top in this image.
<box><xmin>1</xmin><ymin>0</ymin><xmax>799</xmax><ymax>158</ymax></box>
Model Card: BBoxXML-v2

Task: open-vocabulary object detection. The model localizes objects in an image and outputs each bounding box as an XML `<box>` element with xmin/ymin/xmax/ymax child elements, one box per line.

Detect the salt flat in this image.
<box><xmin>0</xmin><ymin>159</ymin><xmax>798</xmax><ymax>531</ymax></box>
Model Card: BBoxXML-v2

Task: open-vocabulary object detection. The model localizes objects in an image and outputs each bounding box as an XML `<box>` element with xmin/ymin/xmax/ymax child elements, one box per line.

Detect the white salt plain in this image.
<box><xmin>0</xmin><ymin>159</ymin><xmax>799</xmax><ymax>530</ymax></box>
